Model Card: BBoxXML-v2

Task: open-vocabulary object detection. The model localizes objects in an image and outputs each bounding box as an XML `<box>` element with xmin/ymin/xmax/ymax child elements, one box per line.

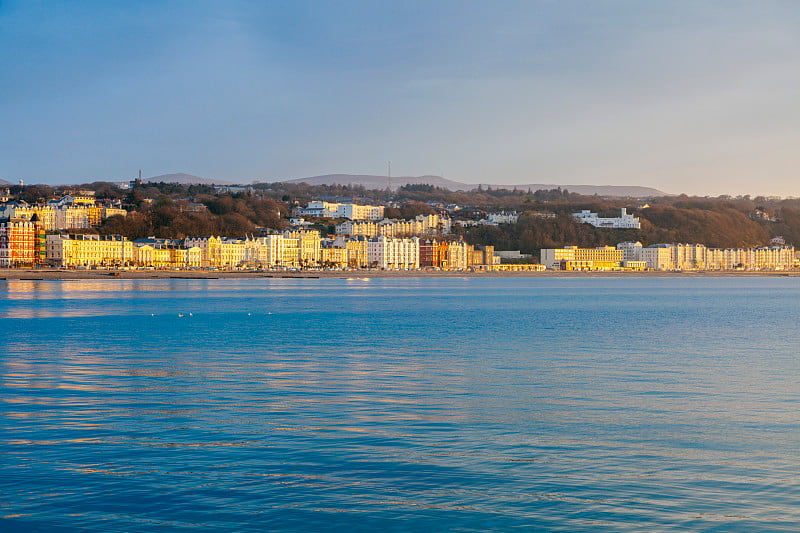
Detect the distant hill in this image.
<box><xmin>0</xmin><ymin>178</ymin><xmax>14</xmax><ymax>186</ymax></box>
<box><xmin>282</xmin><ymin>174</ymin><xmax>467</xmax><ymax>190</ymax></box>
<box><xmin>281</xmin><ymin>174</ymin><xmax>666</xmax><ymax>197</ymax></box>
<box><xmin>144</xmin><ymin>173</ymin><xmax>235</xmax><ymax>186</ymax></box>
<box><xmin>135</xmin><ymin>172</ymin><xmax>665</xmax><ymax>196</ymax></box>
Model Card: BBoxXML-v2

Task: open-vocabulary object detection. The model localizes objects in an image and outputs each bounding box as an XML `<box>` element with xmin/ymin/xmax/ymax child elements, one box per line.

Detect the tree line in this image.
<box><xmin>7</xmin><ymin>180</ymin><xmax>800</xmax><ymax>250</ymax></box>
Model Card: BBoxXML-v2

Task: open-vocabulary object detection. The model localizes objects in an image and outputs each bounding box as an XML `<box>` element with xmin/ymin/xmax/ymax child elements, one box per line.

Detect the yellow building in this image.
<box><xmin>134</xmin><ymin>244</ymin><xmax>168</xmax><ymax>267</ymax></box>
<box><xmin>87</xmin><ymin>206</ymin><xmax>103</xmax><ymax>226</ymax></box>
<box><xmin>442</xmin><ymin>241</ymin><xmax>469</xmax><ymax>270</ymax></box>
<box><xmin>133</xmin><ymin>243</ymin><xmax>202</xmax><ymax>268</ymax></box>
<box><xmin>622</xmin><ymin>260</ymin><xmax>648</xmax><ymax>271</ymax></box>
<box><xmin>102</xmin><ymin>207</ymin><xmax>127</xmax><ymax>219</ymax></box>
<box><xmin>0</xmin><ymin>202</ymin><xmax>57</xmax><ymax>230</ymax></box>
<box><xmin>336</xmin><ymin>214</ymin><xmax>451</xmax><ymax>238</ymax></box>
<box><xmin>573</xmin><ymin>246</ymin><xmax>622</xmax><ymax>269</ymax></box>
<box><xmin>282</xmin><ymin>237</ymin><xmax>300</xmax><ymax>267</ymax></box>
<box><xmin>468</xmin><ymin>245</ymin><xmax>496</xmax><ymax>267</ymax></box>
<box><xmin>490</xmin><ymin>263</ymin><xmax>546</xmax><ymax>271</ymax></box>
<box><xmin>61</xmin><ymin>193</ymin><xmax>96</xmax><ymax>206</ymax></box>
<box><xmin>321</xmin><ymin>246</ymin><xmax>348</xmax><ymax>268</ymax></box>
<box><xmin>562</xmin><ymin>259</ymin><xmax>595</xmax><ymax>271</ymax></box>
<box><xmin>250</xmin><ymin>234</ymin><xmax>290</xmax><ymax>267</ymax></box>
<box><xmin>46</xmin><ymin>234</ymin><xmax>134</xmax><ymax>267</ymax></box>
<box><xmin>284</xmin><ymin>230</ymin><xmax>321</xmax><ymax>266</ymax></box>
<box><xmin>218</xmin><ymin>239</ymin><xmax>247</xmax><ymax>268</ymax></box>
<box><xmin>343</xmin><ymin>237</ymin><xmax>369</xmax><ymax>268</ymax></box>
<box><xmin>336</xmin><ymin>220</ymin><xmax>379</xmax><ymax>237</ymax></box>
<box><xmin>184</xmin><ymin>236</ymin><xmax>248</xmax><ymax>268</ymax></box>
<box><xmin>540</xmin><ymin>246</ymin><xmax>623</xmax><ymax>270</ymax></box>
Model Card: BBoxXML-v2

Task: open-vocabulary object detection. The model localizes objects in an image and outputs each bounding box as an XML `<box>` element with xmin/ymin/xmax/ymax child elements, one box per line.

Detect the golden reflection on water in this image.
<box><xmin>1</xmin><ymin>279</ymin><xmax>186</xmax><ymax>299</ymax></box>
<box><xmin>3</xmin><ymin>381</ymin><xmax>117</xmax><ymax>392</ymax></box>
<box><xmin>8</xmin><ymin>438</ymin><xmax>107</xmax><ymax>446</ymax></box>
<box><xmin>0</xmin><ymin>277</ymin><xmax>404</xmax><ymax>302</ymax></box>
<box><xmin>3</xmin><ymin>309</ymin><xmax>119</xmax><ymax>319</ymax></box>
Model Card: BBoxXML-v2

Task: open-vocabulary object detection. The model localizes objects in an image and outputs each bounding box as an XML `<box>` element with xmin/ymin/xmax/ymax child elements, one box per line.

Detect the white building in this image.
<box><xmin>636</xmin><ymin>243</ymin><xmax>795</xmax><ymax>271</ymax></box>
<box><xmin>573</xmin><ymin>208</ymin><xmax>640</xmax><ymax>229</ymax></box>
<box><xmin>296</xmin><ymin>201</ymin><xmax>334</xmax><ymax>218</ymax></box>
<box><xmin>673</xmin><ymin>243</ymin><xmax>707</xmax><ymax>270</ymax></box>
<box><xmin>252</xmin><ymin>235</ymin><xmax>285</xmax><ymax>266</ymax></box>
<box><xmin>367</xmin><ymin>236</ymin><xmax>420</xmax><ymax>269</ymax></box>
<box><xmin>54</xmin><ymin>204</ymin><xmax>91</xmax><ymax>230</ymax></box>
<box><xmin>0</xmin><ymin>202</ymin><xmax>56</xmax><ymax>230</ymax></box>
<box><xmin>640</xmin><ymin>245</ymin><xmax>673</xmax><ymax>271</ymax></box>
<box><xmin>183</xmin><ymin>236</ymin><xmax>248</xmax><ymax>268</ymax></box>
<box><xmin>486</xmin><ymin>212</ymin><xmax>519</xmax><ymax>225</ymax></box>
<box><xmin>616</xmin><ymin>241</ymin><xmax>643</xmax><ymax>261</ymax></box>
<box><xmin>297</xmin><ymin>201</ymin><xmax>384</xmax><ymax>220</ymax></box>
<box><xmin>456</xmin><ymin>212</ymin><xmax>519</xmax><ymax>227</ymax></box>
<box><xmin>288</xmin><ymin>217</ymin><xmax>313</xmax><ymax>227</ymax></box>
<box><xmin>336</xmin><ymin>213</ymin><xmax>450</xmax><ymax>238</ymax></box>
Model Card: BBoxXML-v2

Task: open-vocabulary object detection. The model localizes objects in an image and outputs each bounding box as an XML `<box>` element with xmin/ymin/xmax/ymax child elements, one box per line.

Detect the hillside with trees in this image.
<box><xmin>6</xmin><ymin>180</ymin><xmax>800</xmax><ymax>254</ymax></box>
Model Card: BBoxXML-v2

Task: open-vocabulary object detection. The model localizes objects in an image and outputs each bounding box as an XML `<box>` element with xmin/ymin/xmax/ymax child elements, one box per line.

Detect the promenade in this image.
<box><xmin>1</xmin><ymin>269</ymin><xmax>798</xmax><ymax>280</ymax></box>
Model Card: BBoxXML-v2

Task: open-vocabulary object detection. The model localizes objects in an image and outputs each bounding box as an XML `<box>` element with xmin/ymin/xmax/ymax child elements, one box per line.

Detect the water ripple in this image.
<box><xmin>2</xmin><ymin>277</ymin><xmax>800</xmax><ymax>531</ymax></box>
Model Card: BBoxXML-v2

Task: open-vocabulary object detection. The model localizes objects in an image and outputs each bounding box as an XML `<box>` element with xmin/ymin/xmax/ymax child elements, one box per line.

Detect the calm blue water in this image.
<box><xmin>1</xmin><ymin>277</ymin><xmax>799</xmax><ymax>532</ymax></box>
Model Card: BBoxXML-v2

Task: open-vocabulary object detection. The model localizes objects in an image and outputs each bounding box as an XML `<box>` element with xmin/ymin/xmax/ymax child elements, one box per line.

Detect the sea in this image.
<box><xmin>1</xmin><ymin>276</ymin><xmax>799</xmax><ymax>532</ymax></box>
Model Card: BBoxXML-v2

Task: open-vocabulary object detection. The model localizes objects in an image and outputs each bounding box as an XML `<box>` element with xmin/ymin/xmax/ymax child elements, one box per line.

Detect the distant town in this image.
<box><xmin>0</xmin><ymin>175</ymin><xmax>798</xmax><ymax>273</ymax></box>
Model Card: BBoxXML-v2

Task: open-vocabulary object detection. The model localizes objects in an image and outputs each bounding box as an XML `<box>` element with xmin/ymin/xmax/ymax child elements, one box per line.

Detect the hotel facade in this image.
<box><xmin>0</xmin><ymin>219</ymin><xmax>39</xmax><ymax>267</ymax></box>
<box><xmin>542</xmin><ymin>242</ymin><xmax>797</xmax><ymax>271</ymax></box>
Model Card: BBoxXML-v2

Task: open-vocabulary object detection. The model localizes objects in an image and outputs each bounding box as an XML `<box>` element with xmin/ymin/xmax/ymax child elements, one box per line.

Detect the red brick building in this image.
<box><xmin>0</xmin><ymin>219</ymin><xmax>37</xmax><ymax>267</ymax></box>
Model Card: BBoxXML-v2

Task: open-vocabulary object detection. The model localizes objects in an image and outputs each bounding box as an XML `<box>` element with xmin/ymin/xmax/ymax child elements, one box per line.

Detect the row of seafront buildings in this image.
<box><xmin>0</xmin><ymin>194</ymin><xmax>126</xmax><ymax>230</ymax></box>
<box><xmin>1</xmin><ymin>221</ymin><xmax>496</xmax><ymax>270</ymax></box>
<box><xmin>295</xmin><ymin>201</ymin><xmax>385</xmax><ymax>221</ymax></box>
<box><xmin>334</xmin><ymin>213</ymin><xmax>451</xmax><ymax>238</ymax></box>
<box><xmin>542</xmin><ymin>242</ymin><xmax>797</xmax><ymax>271</ymax></box>
<box><xmin>0</xmin><ymin>191</ymin><xmax>129</xmax><ymax>267</ymax></box>
<box><xmin>0</xmin><ymin>195</ymin><xmax>494</xmax><ymax>270</ymax></box>
<box><xmin>294</xmin><ymin>201</ymin><xmax>455</xmax><ymax>239</ymax></box>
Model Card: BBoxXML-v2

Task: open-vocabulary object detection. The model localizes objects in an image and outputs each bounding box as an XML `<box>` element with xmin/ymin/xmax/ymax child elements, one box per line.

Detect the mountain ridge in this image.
<box><xmin>281</xmin><ymin>174</ymin><xmax>666</xmax><ymax>197</ymax></box>
<box><xmin>129</xmin><ymin>172</ymin><xmax>666</xmax><ymax>197</ymax></box>
<box><xmin>143</xmin><ymin>173</ymin><xmax>235</xmax><ymax>185</ymax></box>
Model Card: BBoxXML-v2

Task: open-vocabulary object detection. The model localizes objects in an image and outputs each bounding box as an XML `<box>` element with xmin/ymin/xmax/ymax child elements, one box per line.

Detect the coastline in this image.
<box><xmin>1</xmin><ymin>268</ymin><xmax>799</xmax><ymax>280</ymax></box>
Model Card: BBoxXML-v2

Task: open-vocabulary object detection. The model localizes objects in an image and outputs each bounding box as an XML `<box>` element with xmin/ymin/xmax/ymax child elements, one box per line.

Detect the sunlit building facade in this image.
<box><xmin>367</xmin><ymin>236</ymin><xmax>420</xmax><ymax>269</ymax></box>
<box><xmin>46</xmin><ymin>234</ymin><xmax>134</xmax><ymax>267</ymax></box>
<box><xmin>540</xmin><ymin>246</ymin><xmax>624</xmax><ymax>270</ymax></box>
<box><xmin>0</xmin><ymin>219</ymin><xmax>37</xmax><ymax>267</ymax></box>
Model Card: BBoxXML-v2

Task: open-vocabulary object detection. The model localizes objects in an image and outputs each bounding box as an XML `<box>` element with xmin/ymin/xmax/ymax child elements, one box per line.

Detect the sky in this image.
<box><xmin>2</xmin><ymin>1</ymin><xmax>800</xmax><ymax>196</ymax></box>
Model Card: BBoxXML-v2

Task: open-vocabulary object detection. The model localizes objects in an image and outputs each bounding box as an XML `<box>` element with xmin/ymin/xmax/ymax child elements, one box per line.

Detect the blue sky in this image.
<box><xmin>2</xmin><ymin>1</ymin><xmax>800</xmax><ymax>195</ymax></box>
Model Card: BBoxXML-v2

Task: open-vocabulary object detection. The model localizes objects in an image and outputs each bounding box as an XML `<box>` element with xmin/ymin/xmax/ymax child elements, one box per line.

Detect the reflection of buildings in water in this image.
<box><xmin>2</xmin><ymin>346</ymin><xmax>115</xmax><ymax>407</ymax></box>
<box><xmin>2</xmin><ymin>279</ymin><xmax>120</xmax><ymax>301</ymax></box>
<box><xmin>2</xmin><ymin>308</ymin><xmax>119</xmax><ymax>319</ymax></box>
<box><xmin>0</xmin><ymin>279</ymin><xmax>200</xmax><ymax>307</ymax></box>
<box><xmin>2</xmin><ymin>280</ymin><xmax>60</xmax><ymax>300</ymax></box>
<box><xmin>3</xmin><ymin>279</ymin><xmax>146</xmax><ymax>296</ymax></box>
